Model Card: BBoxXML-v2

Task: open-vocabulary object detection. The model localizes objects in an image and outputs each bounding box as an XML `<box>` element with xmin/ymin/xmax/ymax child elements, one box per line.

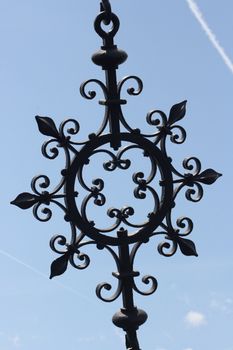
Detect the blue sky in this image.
<box><xmin>0</xmin><ymin>1</ymin><xmax>232</xmax><ymax>349</ymax></box>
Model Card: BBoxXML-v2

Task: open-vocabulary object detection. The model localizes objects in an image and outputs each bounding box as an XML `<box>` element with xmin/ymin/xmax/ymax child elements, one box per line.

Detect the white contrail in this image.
<box><xmin>186</xmin><ymin>0</ymin><xmax>233</xmax><ymax>75</ymax></box>
<box><xmin>0</xmin><ymin>248</ymin><xmax>95</xmax><ymax>303</ymax></box>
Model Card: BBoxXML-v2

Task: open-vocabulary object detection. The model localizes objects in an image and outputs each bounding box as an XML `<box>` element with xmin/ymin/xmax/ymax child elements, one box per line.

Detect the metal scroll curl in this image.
<box><xmin>130</xmin><ymin>241</ymin><xmax>158</xmax><ymax>296</ymax></box>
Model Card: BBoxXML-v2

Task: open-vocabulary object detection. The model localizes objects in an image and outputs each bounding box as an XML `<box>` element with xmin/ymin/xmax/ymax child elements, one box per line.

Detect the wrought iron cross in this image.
<box><xmin>12</xmin><ymin>1</ymin><xmax>221</xmax><ymax>349</ymax></box>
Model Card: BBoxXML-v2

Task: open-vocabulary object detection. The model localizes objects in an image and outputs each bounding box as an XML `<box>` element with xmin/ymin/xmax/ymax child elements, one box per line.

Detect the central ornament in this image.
<box><xmin>65</xmin><ymin>132</ymin><xmax>173</xmax><ymax>246</ymax></box>
<box><xmin>11</xmin><ymin>2</ymin><xmax>221</xmax><ymax>349</ymax></box>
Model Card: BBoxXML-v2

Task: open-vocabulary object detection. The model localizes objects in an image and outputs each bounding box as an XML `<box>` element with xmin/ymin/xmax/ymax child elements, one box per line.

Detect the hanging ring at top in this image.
<box><xmin>100</xmin><ymin>0</ymin><xmax>112</xmax><ymax>25</ymax></box>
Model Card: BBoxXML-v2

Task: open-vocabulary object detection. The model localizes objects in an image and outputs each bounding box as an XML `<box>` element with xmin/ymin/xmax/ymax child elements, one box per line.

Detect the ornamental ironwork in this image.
<box><xmin>12</xmin><ymin>1</ymin><xmax>221</xmax><ymax>349</ymax></box>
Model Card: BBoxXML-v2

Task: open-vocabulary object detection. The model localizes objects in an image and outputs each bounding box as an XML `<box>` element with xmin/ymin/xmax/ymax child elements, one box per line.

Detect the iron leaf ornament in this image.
<box><xmin>168</xmin><ymin>100</ymin><xmax>187</xmax><ymax>125</ymax></box>
<box><xmin>36</xmin><ymin>116</ymin><xmax>60</xmax><ymax>138</ymax></box>
<box><xmin>11</xmin><ymin>1</ymin><xmax>221</xmax><ymax>349</ymax></box>
<box><xmin>50</xmin><ymin>252</ymin><xmax>70</xmax><ymax>279</ymax></box>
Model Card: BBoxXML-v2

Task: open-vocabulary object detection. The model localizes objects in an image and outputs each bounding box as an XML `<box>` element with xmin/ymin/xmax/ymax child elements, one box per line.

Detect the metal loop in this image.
<box><xmin>100</xmin><ymin>0</ymin><xmax>112</xmax><ymax>25</ymax></box>
<box><xmin>94</xmin><ymin>12</ymin><xmax>120</xmax><ymax>41</ymax></box>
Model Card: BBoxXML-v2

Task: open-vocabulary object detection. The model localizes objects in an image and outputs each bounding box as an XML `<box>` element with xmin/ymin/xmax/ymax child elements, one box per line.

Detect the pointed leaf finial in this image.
<box><xmin>36</xmin><ymin>116</ymin><xmax>59</xmax><ymax>138</ymax></box>
<box><xmin>198</xmin><ymin>169</ymin><xmax>222</xmax><ymax>185</ymax></box>
<box><xmin>168</xmin><ymin>100</ymin><xmax>187</xmax><ymax>125</ymax></box>
<box><xmin>50</xmin><ymin>253</ymin><xmax>69</xmax><ymax>279</ymax></box>
<box><xmin>11</xmin><ymin>192</ymin><xmax>38</xmax><ymax>210</ymax></box>
<box><xmin>177</xmin><ymin>237</ymin><xmax>198</xmax><ymax>257</ymax></box>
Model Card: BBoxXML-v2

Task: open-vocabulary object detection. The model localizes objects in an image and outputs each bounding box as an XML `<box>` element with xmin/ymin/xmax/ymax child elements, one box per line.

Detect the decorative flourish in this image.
<box><xmin>141</xmin><ymin>100</ymin><xmax>188</xmax><ymax>145</ymax></box>
<box><xmin>133</xmin><ymin>275</ymin><xmax>158</xmax><ymax>296</ymax></box>
<box><xmin>92</xmin><ymin>149</ymin><xmax>131</xmax><ymax>171</ymax></box>
<box><xmin>130</xmin><ymin>241</ymin><xmax>158</xmax><ymax>296</ymax></box>
<box><xmin>11</xmin><ymin>2</ymin><xmax>221</xmax><ymax>350</ymax></box>
<box><xmin>173</xmin><ymin>157</ymin><xmax>222</xmax><ymax>202</ymax></box>
<box><xmin>80</xmin><ymin>79</ymin><xmax>108</xmax><ymax>101</ymax></box>
<box><xmin>117</xmin><ymin>76</ymin><xmax>143</xmax><ymax>97</ymax></box>
<box><xmin>96</xmin><ymin>279</ymin><xmax>123</xmax><ymax>302</ymax></box>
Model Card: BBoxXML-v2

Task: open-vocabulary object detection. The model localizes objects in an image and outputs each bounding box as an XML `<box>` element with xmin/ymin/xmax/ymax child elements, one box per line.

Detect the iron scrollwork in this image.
<box><xmin>12</xmin><ymin>1</ymin><xmax>221</xmax><ymax>349</ymax></box>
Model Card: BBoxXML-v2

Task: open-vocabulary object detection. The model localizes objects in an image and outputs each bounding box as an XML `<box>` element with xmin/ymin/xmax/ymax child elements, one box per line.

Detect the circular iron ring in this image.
<box><xmin>65</xmin><ymin>132</ymin><xmax>173</xmax><ymax>246</ymax></box>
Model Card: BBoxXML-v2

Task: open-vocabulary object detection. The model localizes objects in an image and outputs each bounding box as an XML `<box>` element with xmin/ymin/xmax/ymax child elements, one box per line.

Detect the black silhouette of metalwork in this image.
<box><xmin>12</xmin><ymin>1</ymin><xmax>221</xmax><ymax>349</ymax></box>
